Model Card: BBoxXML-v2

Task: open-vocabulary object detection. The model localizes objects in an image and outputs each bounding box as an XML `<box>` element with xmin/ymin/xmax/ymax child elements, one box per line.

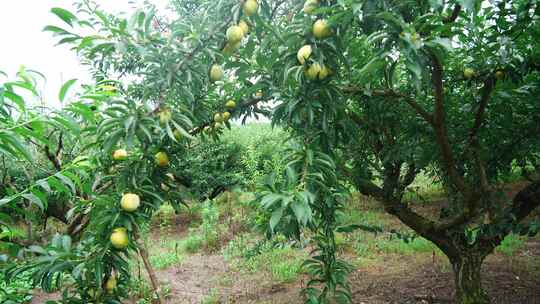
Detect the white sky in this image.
<box><xmin>0</xmin><ymin>0</ymin><xmax>169</xmax><ymax>107</ymax></box>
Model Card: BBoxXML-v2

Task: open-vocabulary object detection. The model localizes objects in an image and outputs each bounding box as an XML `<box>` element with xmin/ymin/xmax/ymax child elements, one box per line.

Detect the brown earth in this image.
<box><xmin>150</xmin><ymin>241</ymin><xmax>539</xmax><ymax>304</ymax></box>
<box><xmin>31</xmin><ymin>183</ymin><xmax>540</xmax><ymax>304</ymax></box>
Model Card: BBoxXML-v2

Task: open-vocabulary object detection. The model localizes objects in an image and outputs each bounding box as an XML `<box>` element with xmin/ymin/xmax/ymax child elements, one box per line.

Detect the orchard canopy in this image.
<box><xmin>1</xmin><ymin>1</ymin><xmax>539</xmax><ymax>304</ymax></box>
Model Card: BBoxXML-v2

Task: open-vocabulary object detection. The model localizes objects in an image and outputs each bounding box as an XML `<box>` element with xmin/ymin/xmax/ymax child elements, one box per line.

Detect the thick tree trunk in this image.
<box><xmin>450</xmin><ymin>252</ymin><xmax>490</xmax><ymax>304</ymax></box>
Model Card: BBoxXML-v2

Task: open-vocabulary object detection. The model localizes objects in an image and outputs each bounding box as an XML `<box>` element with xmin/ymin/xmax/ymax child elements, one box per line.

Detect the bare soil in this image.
<box><xmin>151</xmin><ymin>240</ymin><xmax>539</xmax><ymax>304</ymax></box>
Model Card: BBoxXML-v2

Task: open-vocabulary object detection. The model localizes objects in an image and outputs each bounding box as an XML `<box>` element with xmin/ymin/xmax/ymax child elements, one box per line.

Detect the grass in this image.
<box><xmin>201</xmin><ymin>289</ymin><xmax>220</xmax><ymax>304</ymax></box>
<box><xmin>242</xmin><ymin>246</ymin><xmax>306</xmax><ymax>283</ymax></box>
<box><xmin>353</xmin><ymin>234</ymin><xmax>440</xmax><ymax>257</ymax></box>
<box><xmin>496</xmin><ymin>234</ymin><xmax>526</xmax><ymax>256</ymax></box>
<box><xmin>375</xmin><ymin>236</ymin><xmax>439</xmax><ymax>255</ymax></box>
<box><xmin>149</xmin><ymin>250</ymin><xmax>184</xmax><ymax>269</ymax></box>
<box><xmin>224</xmin><ymin>234</ymin><xmax>306</xmax><ymax>283</ymax></box>
<box><xmin>180</xmin><ymin>234</ymin><xmax>204</xmax><ymax>253</ymax></box>
<box><xmin>402</xmin><ymin>172</ymin><xmax>445</xmax><ymax>203</ymax></box>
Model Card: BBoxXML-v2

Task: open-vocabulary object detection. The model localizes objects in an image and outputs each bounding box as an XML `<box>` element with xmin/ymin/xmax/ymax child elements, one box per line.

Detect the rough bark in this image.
<box><xmin>449</xmin><ymin>250</ymin><xmax>490</xmax><ymax>304</ymax></box>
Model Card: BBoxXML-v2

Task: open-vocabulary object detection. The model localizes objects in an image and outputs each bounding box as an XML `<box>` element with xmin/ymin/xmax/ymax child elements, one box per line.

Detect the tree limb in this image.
<box><xmin>429</xmin><ymin>54</ymin><xmax>468</xmax><ymax>195</ymax></box>
<box><xmin>466</xmin><ymin>77</ymin><xmax>495</xmax><ymax>149</ymax></box>
<box><xmin>443</xmin><ymin>5</ymin><xmax>462</xmax><ymax>24</ymax></box>
<box><xmin>342</xmin><ymin>86</ymin><xmax>435</xmax><ymax>125</ymax></box>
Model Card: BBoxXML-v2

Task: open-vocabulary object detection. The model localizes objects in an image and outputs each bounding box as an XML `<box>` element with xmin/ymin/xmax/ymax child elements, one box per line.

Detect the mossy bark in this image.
<box><xmin>450</xmin><ymin>252</ymin><xmax>490</xmax><ymax>304</ymax></box>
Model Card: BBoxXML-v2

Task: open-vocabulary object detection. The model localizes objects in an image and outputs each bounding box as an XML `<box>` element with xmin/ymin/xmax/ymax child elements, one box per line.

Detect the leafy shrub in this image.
<box><xmin>173</xmin><ymin>139</ymin><xmax>245</xmax><ymax>200</ymax></box>
<box><xmin>496</xmin><ymin>234</ymin><xmax>526</xmax><ymax>256</ymax></box>
<box><xmin>0</xmin><ymin>270</ymin><xmax>33</xmax><ymax>304</ymax></box>
<box><xmin>222</xmin><ymin>124</ymin><xmax>289</xmax><ymax>190</ymax></box>
<box><xmin>181</xmin><ymin>234</ymin><xmax>204</xmax><ymax>253</ymax></box>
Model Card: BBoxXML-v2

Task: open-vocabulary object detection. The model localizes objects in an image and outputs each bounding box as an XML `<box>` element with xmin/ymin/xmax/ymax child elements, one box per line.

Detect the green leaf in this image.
<box><xmin>261</xmin><ymin>193</ymin><xmax>282</xmax><ymax>209</ymax></box>
<box><xmin>269</xmin><ymin>207</ymin><xmax>284</xmax><ymax>232</ymax></box>
<box><xmin>54</xmin><ymin>173</ymin><xmax>76</xmax><ymax>194</ymax></box>
<box><xmin>51</xmin><ymin>8</ymin><xmax>77</xmax><ymax>27</ymax></box>
<box><xmin>22</xmin><ymin>193</ymin><xmax>44</xmax><ymax>211</ymax></box>
<box><xmin>59</xmin><ymin>79</ymin><xmax>77</xmax><ymax>103</ymax></box>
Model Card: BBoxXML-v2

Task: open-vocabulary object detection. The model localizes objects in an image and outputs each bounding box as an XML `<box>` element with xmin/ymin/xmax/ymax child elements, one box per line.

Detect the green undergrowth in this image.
<box><xmin>496</xmin><ymin>234</ymin><xmax>526</xmax><ymax>256</ymax></box>
<box><xmin>223</xmin><ymin>233</ymin><xmax>306</xmax><ymax>283</ymax></box>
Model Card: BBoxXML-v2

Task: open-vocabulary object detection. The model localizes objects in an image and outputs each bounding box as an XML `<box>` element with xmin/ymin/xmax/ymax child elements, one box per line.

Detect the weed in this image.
<box><xmin>202</xmin><ymin>289</ymin><xmax>220</xmax><ymax>304</ymax></box>
<box><xmin>242</xmin><ymin>246</ymin><xmax>306</xmax><ymax>283</ymax></box>
<box><xmin>496</xmin><ymin>234</ymin><xmax>526</xmax><ymax>256</ymax></box>
<box><xmin>149</xmin><ymin>250</ymin><xmax>184</xmax><ymax>269</ymax></box>
<box><xmin>181</xmin><ymin>233</ymin><xmax>204</xmax><ymax>253</ymax></box>
<box><xmin>375</xmin><ymin>236</ymin><xmax>438</xmax><ymax>255</ymax></box>
<box><xmin>0</xmin><ymin>270</ymin><xmax>33</xmax><ymax>304</ymax></box>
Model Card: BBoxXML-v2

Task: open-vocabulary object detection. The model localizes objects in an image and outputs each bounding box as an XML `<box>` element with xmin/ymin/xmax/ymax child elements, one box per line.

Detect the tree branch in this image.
<box><xmin>430</xmin><ymin>54</ymin><xmax>468</xmax><ymax>194</ymax></box>
<box><xmin>354</xmin><ymin>177</ymin><xmax>438</xmax><ymax>236</ymax></box>
<box><xmin>342</xmin><ymin>86</ymin><xmax>435</xmax><ymax>125</ymax></box>
<box><xmin>466</xmin><ymin>77</ymin><xmax>495</xmax><ymax>149</ymax></box>
<box><xmin>443</xmin><ymin>5</ymin><xmax>462</xmax><ymax>24</ymax></box>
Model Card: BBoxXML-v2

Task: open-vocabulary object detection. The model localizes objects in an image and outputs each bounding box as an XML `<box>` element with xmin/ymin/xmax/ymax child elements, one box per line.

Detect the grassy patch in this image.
<box><xmin>403</xmin><ymin>172</ymin><xmax>445</xmax><ymax>203</ymax></box>
<box><xmin>243</xmin><ymin>247</ymin><xmax>306</xmax><ymax>283</ymax></box>
<box><xmin>180</xmin><ymin>234</ymin><xmax>204</xmax><ymax>253</ymax></box>
<box><xmin>201</xmin><ymin>289</ymin><xmax>220</xmax><ymax>304</ymax></box>
<box><xmin>353</xmin><ymin>234</ymin><xmax>439</xmax><ymax>257</ymax></box>
<box><xmin>149</xmin><ymin>250</ymin><xmax>184</xmax><ymax>269</ymax></box>
<box><xmin>224</xmin><ymin>234</ymin><xmax>305</xmax><ymax>283</ymax></box>
<box><xmin>375</xmin><ymin>236</ymin><xmax>438</xmax><ymax>255</ymax></box>
<box><xmin>496</xmin><ymin>234</ymin><xmax>526</xmax><ymax>256</ymax></box>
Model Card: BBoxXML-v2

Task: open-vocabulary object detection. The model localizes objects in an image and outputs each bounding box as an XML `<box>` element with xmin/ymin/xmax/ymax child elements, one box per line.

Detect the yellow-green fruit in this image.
<box><xmin>243</xmin><ymin>0</ymin><xmax>258</xmax><ymax>16</ymax></box>
<box><xmin>120</xmin><ymin>193</ymin><xmax>140</xmax><ymax>212</ymax></box>
<box><xmin>223</xmin><ymin>41</ymin><xmax>242</xmax><ymax>55</ymax></box>
<box><xmin>214</xmin><ymin>122</ymin><xmax>222</xmax><ymax>129</ymax></box>
<box><xmin>318</xmin><ymin>65</ymin><xmax>330</xmax><ymax>80</ymax></box>
<box><xmin>203</xmin><ymin>126</ymin><xmax>211</xmax><ymax>134</ymax></box>
<box><xmin>105</xmin><ymin>276</ymin><xmax>117</xmax><ymax>294</ymax></box>
<box><xmin>166</xmin><ymin>173</ymin><xmax>175</xmax><ymax>181</ymax></box>
<box><xmin>297</xmin><ymin>45</ymin><xmax>312</xmax><ymax>65</ymax></box>
<box><xmin>209</xmin><ymin>64</ymin><xmax>223</xmax><ymax>82</ymax></box>
<box><xmin>226</xmin><ymin>25</ymin><xmax>244</xmax><ymax>44</ymax></box>
<box><xmin>159</xmin><ymin>109</ymin><xmax>172</xmax><ymax>124</ymax></box>
<box><xmin>303</xmin><ymin>0</ymin><xmax>319</xmax><ymax>14</ymax></box>
<box><xmin>305</xmin><ymin>63</ymin><xmax>322</xmax><ymax>80</ymax></box>
<box><xmin>110</xmin><ymin>228</ymin><xmax>128</xmax><ymax>249</ymax></box>
<box><xmin>255</xmin><ymin>90</ymin><xmax>263</xmax><ymax>98</ymax></box>
<box><xmin>410</xmin><ymin>32</ymin><xmax>419</xmax><ymax>43</ymax></box>
<box><xmin>225</xmin><ymin>100</ymin><xmax>236</xmax><ymax>109</ymax></box>
<box><xmin>173</xmin><ymin>130</ymin><xmax>182</xmax><ymax>141</ymax></box>
<box><xmin>238</xmin><ymin>20</ymin><xmax>249</xmax><ymax>36</ymax></box>
<box><xmin>101</xmin><ymin>85</ymin><xmax>117</xmax><ymax>92</ymax></box>
<box><xmin>155</xmin><ymin>152</ymin><xmax>169</xmax><ymax>167</ymax></box>
<box><xmin>463</xmin><ymin>68</ymin><xmax>475</xmax><ymax>79</ymax></box>
<box><xmin>495</xmin><ymin>70</ymin><xmax>504</xmax><ymax>80</ymax></box>
<box><xmin>313</xmin><ymin>19</ymin><xmax>331</xmax><ymax>39</ymax></box>
<box><xmin>112</xmin><ymin>149</ymin><xmax>128</xmax><ymax>161</ymax></box>
<box><xmin>214</xmin><ymin>113</ymin><xmax>224</xmax><ymax>123</ymax></box>
<box><xmin>223</xmin><ymin>111</ymin><xmax>231</xmax><ymax>121</ymax></box>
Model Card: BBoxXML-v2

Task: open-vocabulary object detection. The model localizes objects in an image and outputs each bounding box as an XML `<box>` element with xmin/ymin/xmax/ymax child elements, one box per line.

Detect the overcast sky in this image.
<box><xmin>0</xmin><ymin>0</ymin><xmax>169</xmax><ymax>106</ymax></box>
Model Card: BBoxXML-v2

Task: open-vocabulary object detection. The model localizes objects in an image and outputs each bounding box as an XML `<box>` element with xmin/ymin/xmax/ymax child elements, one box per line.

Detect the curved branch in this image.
<box><xmin>443</xmin><ymin>5</ymin><xmax>462</xmax><ymax>24</ymax></box>
<box><xmin>466</xmin><ymin>77</ymin><xmax>495</xmax><ymax>149</ymax></box>
<box><xmin>342</xmin><ymin>87</ymin><xmax>434</xmax><ymax>125</ymax></box>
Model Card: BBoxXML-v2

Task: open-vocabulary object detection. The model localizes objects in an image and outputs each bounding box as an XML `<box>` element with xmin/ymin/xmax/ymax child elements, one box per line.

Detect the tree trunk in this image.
<box><xmin>450</xmin><ymin>252</ymin><xmax>490</xmax><ymax>304</ymax></box>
